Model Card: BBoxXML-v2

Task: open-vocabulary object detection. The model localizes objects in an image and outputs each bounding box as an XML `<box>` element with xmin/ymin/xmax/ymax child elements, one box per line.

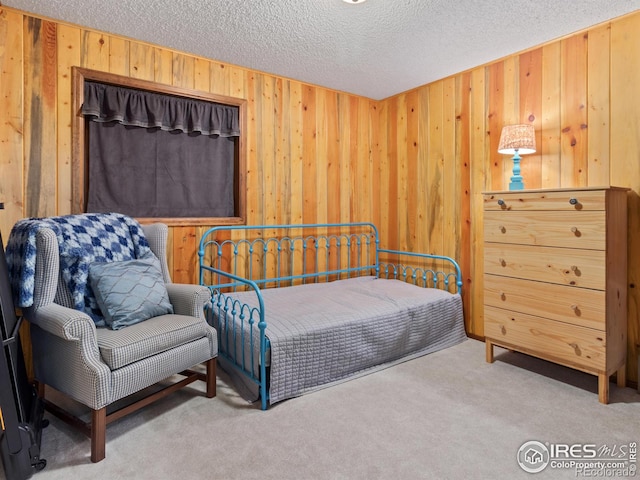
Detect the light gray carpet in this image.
<box><xmin>3</xmin><ymin>339</ymin><xmax>639</xmax><ymax>480</ymax></box>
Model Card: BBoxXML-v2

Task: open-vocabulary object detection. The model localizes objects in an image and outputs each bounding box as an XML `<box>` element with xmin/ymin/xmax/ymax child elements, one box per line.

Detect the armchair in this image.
<box><xmin>6</xmin><ymin>213</ymin><xmax>217</xmax><ymax>463</ymax></box>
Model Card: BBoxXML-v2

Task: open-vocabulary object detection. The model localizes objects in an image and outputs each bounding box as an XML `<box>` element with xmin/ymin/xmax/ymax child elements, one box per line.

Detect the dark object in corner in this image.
<box><xmin>0</xmin><ymin>203</ymin><xmax>47</xmax><ymax>479</ymax></box>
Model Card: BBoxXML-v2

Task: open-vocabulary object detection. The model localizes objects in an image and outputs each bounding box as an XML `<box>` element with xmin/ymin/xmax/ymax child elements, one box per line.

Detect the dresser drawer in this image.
<box><xmin>484</xmin><ymin>305</ymin><xmax>606</xmax><ymax>371</ymax></box>
<box><xmin>484</xmin><ymin>275</ymin><xmax>606</xmax><ymax>330</ymax></box>
<box><xmin>484</xmin><ymin>211</ymin><xmax>606</xmax><ymax>249</ymax></box>
<box><xmin>484</xmin><ymin>243</ymin><xmax>606</xmax><ymax>289</ymax></box>
<box><xmin>483</xmin><ymin>189</ymin><xmax>606</xmax><ymax>211</ymax></box>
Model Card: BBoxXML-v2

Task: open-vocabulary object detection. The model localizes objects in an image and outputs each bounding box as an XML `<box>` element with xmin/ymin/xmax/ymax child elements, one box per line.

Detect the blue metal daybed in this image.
<box><xmin>198</xmin><ymin>223</ymin><xmax>466</xmax><ymax>410</ymax></box>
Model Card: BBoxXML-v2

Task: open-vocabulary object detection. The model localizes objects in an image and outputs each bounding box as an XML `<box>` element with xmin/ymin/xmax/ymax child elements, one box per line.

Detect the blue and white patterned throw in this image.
<box><xmin>5</xmin><ymin>212</ymin><xmax>151</xmax><ymax>325</ymax></box>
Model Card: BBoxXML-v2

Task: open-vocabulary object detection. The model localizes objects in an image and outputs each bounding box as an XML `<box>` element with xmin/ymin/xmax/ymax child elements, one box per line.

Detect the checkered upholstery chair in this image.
<box><xmin>9</xmin><ymin>214</ymin><xmax>217</xmax><ymax>463</ymax></box>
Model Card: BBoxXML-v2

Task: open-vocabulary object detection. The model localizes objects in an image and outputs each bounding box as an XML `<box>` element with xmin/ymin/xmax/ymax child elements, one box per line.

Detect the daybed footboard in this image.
<box><xmin>199</xmin><ymin>223</ymin><xmax>464</xmax><ymax>410</ymax></box>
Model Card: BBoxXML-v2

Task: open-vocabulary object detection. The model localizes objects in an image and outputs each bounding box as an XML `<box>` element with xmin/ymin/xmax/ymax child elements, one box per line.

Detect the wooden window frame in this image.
<box><xmin>71</xmin><ymin>67</ymin><xmax>247</xmax><ymax>226</ymax></box>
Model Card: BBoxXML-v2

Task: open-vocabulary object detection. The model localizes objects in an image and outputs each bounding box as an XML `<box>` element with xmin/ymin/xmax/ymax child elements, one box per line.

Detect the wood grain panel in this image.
<box><xmin>369</xmin><ymin>101</ymin><xmax>381</xmax><ymax>230</ymax></box>
<box><xmin>193</xmin><ymin>57</ymin><xmax>211</xmax><ymax>92</ymax></box>
<box><xmin>172</xmin><ymin>53</ymin><xmax>194</xmax><ymax>89</ymax></box>
<box><xmin>129</xmin><ymin>42</ymin><xmax>154</xmax><ymax>80</ymax></box>
<box><xmin>154</xmin><ymin>48</ymin><xmax>173</xmax><ymax>84</ymax></box>
<box><xmin>417</xmin><ymin>88</ymin><xmax>429</xmax><ymax>254</ymax></box>
<box><xmin>469</xmin><ymin>67</ymin><xmax>487</xmax><ymax>337</ymax></box>
<box><xmin>56</xmin><ymin>24</ymin><xmax>81</xmax><ymax>215</ymax></box>
<box><xmin>338</xmin><ymin>95</ymin><xmax>353</xmax><ymax>226</ymax></box>
<box><xmin>313</xmin><ymin>88</ymin><xmax>329</xmax><ymax>273</ymax></box>
<box><xmin>487</xmin><ymin>61</ymin><xmax>505</xmax><ymax>192</ymax></box>
<box><xmin>211</xmin><ymin>62</ymin><xmax>231</xmax><ymax>96</ymax></box>
<box><xmin>456</xmin><ymin>72</ymin><xmax>472</xmax><ymax>332</ymax></box>
<box><xmin>301</xmin><ymin>85</ymin><xmax>316</xmax><ymax>224</ymax></box>
<box><xmin>385</xmin><ymin>98</ymin><xmax>399</xmax><ymax>250</ymax></box>
<box><xmin>442</xmin><ymin>77</ymin><xmax>457</xmax><ymax>261</ymax></box>
<box><xmin>586</xmin><ymin>24</ymin><xmax>611</xmax><ymax>187</ymax></box>
<box><xmin>261</xmin><ymin>75</ymin><xmax>277</xmax><ymax>227</ymax></box>
<box><xmin>228</xmin><ymin>65</ymin><xmax>246</xmax><ymax>99</ymax></box>
<box><xmin>348</xmin><ymin>96</ymin><xmax>360</xmax><ymax>223</ymax></box>
<box><xmin>261</xmin><ymin>75</ymin><xmax>279</xmax><ymax>279</ymax></box>
<box><xmin>172</xmin><ymin>226</ymin><xmax>197</xmax><ymax>284</ymax></box>
<box><xmin>395</xmin><ymin>93</ymin><xmax>408</xmax><ymax>251</ymax></box>
<box><xmin>427</xmin><ymin>83</ymin><xmax>444</xmax><ymax>255</ymax></box>
<box><xmin>80</xmin><ymin>30</ymin><xmax>109</xmax><ymax>70</ymax></box>
<box><xmin>518</xmin><ymin>49</ymin><xmax>542</xmax><ymax>190</ymax></box>
<box><xmin>24</xmin><ymin>17</ymin><xmax>57</xmax><ymax>218</ymax></box>
<box><xmin>358</xmin><ymin>98</ymin><xmax>372</xmax><ymax>222</ymax></box>
<box><xmin>0</xmin><ymin>8</ymin><xmax>24</xmax><ymax>234</ymax></box>
<box><xmin>109</xmin><ymin>37</ymin><xmax>129</xmax><ymax>75</ymax></box>
<box><xmin>244</xmin><ymin>72</ymin><xmax>262</xmax><ymax>227</ymax></box>
<box><xmin>540</xmin><ymin>42</ymin><xmax>561</xmax><ymax>188</ymax></box>
<box><xmin>325</xmin><ymin>90</ymin><xmax>340</xmax><ymax>225</ymax></box>
<box><xmin>289</xmin><ymin>80</ymin><xmax>304</xmax><ymax>226</ymax></box>
<box><xmin>560</xmin><ymin>33</ymin><xmax>588</xmax><ymax>187</ymax></box>
<box><xmin>376</xmin><ymin>100</ymin><xmax>390</xmax><ymax>248</ymax></box>
<box><xmin>314</xmin><ymin>88</ymin><xmax>329</xmax><ymax>225</ymax></box>
<box><xmin>405</xmin><ymin>90</ymin><xmax>419</xmax><ymax>252</ymax></box>
<box><xmin>276</xmin><ymin>78</ymin><xmax>292</xmax><ymax>226</ymax></box>
<box><xmin>501</xmin><ymin>56</ymin><xmax>519</xmax><ymax>190</ymax></box>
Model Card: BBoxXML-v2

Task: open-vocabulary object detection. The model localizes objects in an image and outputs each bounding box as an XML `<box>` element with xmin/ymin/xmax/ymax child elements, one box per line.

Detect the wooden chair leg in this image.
<box><xmin>206</xmin><ymin>358</ymin><xmax>217</xmax><ymax>398</ymax></box>
<box><xmin>35</xmin><ymin>381</ymin><xmax>45</xmax><ymax>398</ymax></box>
<box><xmin>91</xmin><ymin>407</ymin><xmax>107</xmax><ymax>463</ymax></box>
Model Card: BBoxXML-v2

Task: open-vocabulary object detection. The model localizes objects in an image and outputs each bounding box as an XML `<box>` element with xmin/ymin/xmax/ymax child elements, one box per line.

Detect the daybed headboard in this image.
<box><xmin>198</xmin><ymin>223</ymin><xmax>462</xmax><ymax>294</ymax></box>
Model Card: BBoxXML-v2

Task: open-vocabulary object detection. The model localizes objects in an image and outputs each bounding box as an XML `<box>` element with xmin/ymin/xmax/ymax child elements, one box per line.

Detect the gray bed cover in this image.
<box><xmin>217</xmin><ymin>276</ymin><xmax>466</xmax><ymax>405</ymax></box>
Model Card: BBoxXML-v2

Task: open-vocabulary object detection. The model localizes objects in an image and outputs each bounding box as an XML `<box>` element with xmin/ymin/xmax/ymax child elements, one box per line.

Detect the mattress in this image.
<box><xmin>213</xmin><ymin>276</ymin><xmax>466</xmax><ymax>404</ymax></box>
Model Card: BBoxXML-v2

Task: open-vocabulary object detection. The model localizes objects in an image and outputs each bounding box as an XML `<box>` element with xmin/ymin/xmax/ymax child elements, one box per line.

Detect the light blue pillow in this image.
<box><xmin>89</xmin><ymin>254</ymin><xmax>174</xmax><ymax>330</ymax></box>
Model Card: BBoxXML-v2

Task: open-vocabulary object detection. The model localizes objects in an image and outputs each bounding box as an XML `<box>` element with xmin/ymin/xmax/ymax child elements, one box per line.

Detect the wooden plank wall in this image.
<box><xmin>1</xmin><ymin>7</ymin><xmax>639</xmax><ymax>383</ymax></box>
<box><xmin>379</xmin><ymin>11</ymin><xmax>640</xmax><ymax>384</ymax></box>
<box><xmin>0</xmin><ymin>6</ymin><xmax>378</xmax><ymax>277</ymax></box>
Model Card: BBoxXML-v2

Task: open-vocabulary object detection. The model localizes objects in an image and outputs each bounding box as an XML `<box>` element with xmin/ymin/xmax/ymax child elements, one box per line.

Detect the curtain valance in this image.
<box><xmin>82</xmin><ymin>81</ymin><xmax>240</xmax><ymax>137</ymax></box>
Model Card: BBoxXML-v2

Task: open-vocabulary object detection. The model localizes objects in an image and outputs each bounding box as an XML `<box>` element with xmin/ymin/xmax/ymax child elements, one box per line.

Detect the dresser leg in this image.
<box><xmin>485</xmin><ymin>340</ymin><xmax>494</xmax><ymax>363</ymax></box>
<box><xmin>616</xmin><ymin>366</ymin><xmax>626</xmax><ymax>388</ymax></box>
<box><xmin>598</xmin><ymin>373</ymin><xmax>609</xmax><ymax>404</ymax></box>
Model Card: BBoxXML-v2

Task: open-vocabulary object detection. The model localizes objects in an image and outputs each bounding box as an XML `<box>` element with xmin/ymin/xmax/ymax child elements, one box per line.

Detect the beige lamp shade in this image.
<box><xmin>497</xmin><ymin>124</ymin><xmax>536</xmax><ymax>155</ymax></box>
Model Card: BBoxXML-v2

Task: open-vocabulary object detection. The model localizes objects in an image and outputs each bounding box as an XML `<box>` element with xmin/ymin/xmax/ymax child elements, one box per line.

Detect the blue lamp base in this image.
<box><xmin>509</xmin><ymin>150</ymin><xmax>524</xmax><ymax>191</ymax></box>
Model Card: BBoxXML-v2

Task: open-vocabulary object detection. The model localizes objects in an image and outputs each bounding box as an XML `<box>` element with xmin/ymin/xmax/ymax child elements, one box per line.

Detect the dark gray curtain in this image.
<box><xmin>82</xmin><ymin>81</ymin><xmax>239</xmax><ymax>218</ymax></box>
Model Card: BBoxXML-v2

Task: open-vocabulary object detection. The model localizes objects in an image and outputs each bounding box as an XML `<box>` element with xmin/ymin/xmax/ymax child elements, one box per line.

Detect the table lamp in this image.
<box><xmin>498</xmin><ymin>124</ymin><xmax>536</xmax><ymax>190</ymax></box>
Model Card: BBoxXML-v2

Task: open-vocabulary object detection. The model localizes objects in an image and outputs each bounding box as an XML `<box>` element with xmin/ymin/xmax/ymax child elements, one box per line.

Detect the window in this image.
<box><xmin>72</xmin><ymin>68</ymin><xmax>247</xmax><ymax>225</ymax></box>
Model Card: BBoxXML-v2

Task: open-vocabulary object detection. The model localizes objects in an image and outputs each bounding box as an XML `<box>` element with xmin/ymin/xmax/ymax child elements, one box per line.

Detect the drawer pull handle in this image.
<box><xmin>571</xmin><ymin>304</ymin><xmax>581</xmax><ymax>316</ymax></box>
<box><xmin>499</xmin><ymin>225</ymin><xmax>506</xmax><ymax>233</ymax></box>
<box><xmin>497</xmin><ymin>199</ymin><xmax>506</xmax><ymax>207</ymax></box>
<box><xmin>571</xmin><ymin>227</ymin><xmax>581</xmax><ymax>237</ymax></box>
<box><xmin>499</xmin><ymin>258</ymin><xmax>506</xmax><ymax>267</ymax></box>
<box><xmin>571</xmin><ymin>265</ymin><xmax>578</xmax><ymax>272</ymax></box>
<box><xmin>500</xmin><ymin>291</ymin><xmax>506</xmax><ymax>300</ymax></box>
<box><xmin>569</xmin><ymin>198</ymin><xmax>579</xmax><ymax>206</ymax></box>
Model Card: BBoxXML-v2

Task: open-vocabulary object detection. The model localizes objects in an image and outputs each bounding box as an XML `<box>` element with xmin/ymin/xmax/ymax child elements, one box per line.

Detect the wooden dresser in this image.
<box><xmin>483</xmin><ymin>187</ymin><xmax>628</xmax><ymax>403</ymax></box>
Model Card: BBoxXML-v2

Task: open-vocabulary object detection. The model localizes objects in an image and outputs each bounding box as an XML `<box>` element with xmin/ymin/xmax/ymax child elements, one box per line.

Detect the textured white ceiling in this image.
<box><xmin>4</xmin><ymin>0</ymin><xmax>640</xmax><ymax>99</ymax></box>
